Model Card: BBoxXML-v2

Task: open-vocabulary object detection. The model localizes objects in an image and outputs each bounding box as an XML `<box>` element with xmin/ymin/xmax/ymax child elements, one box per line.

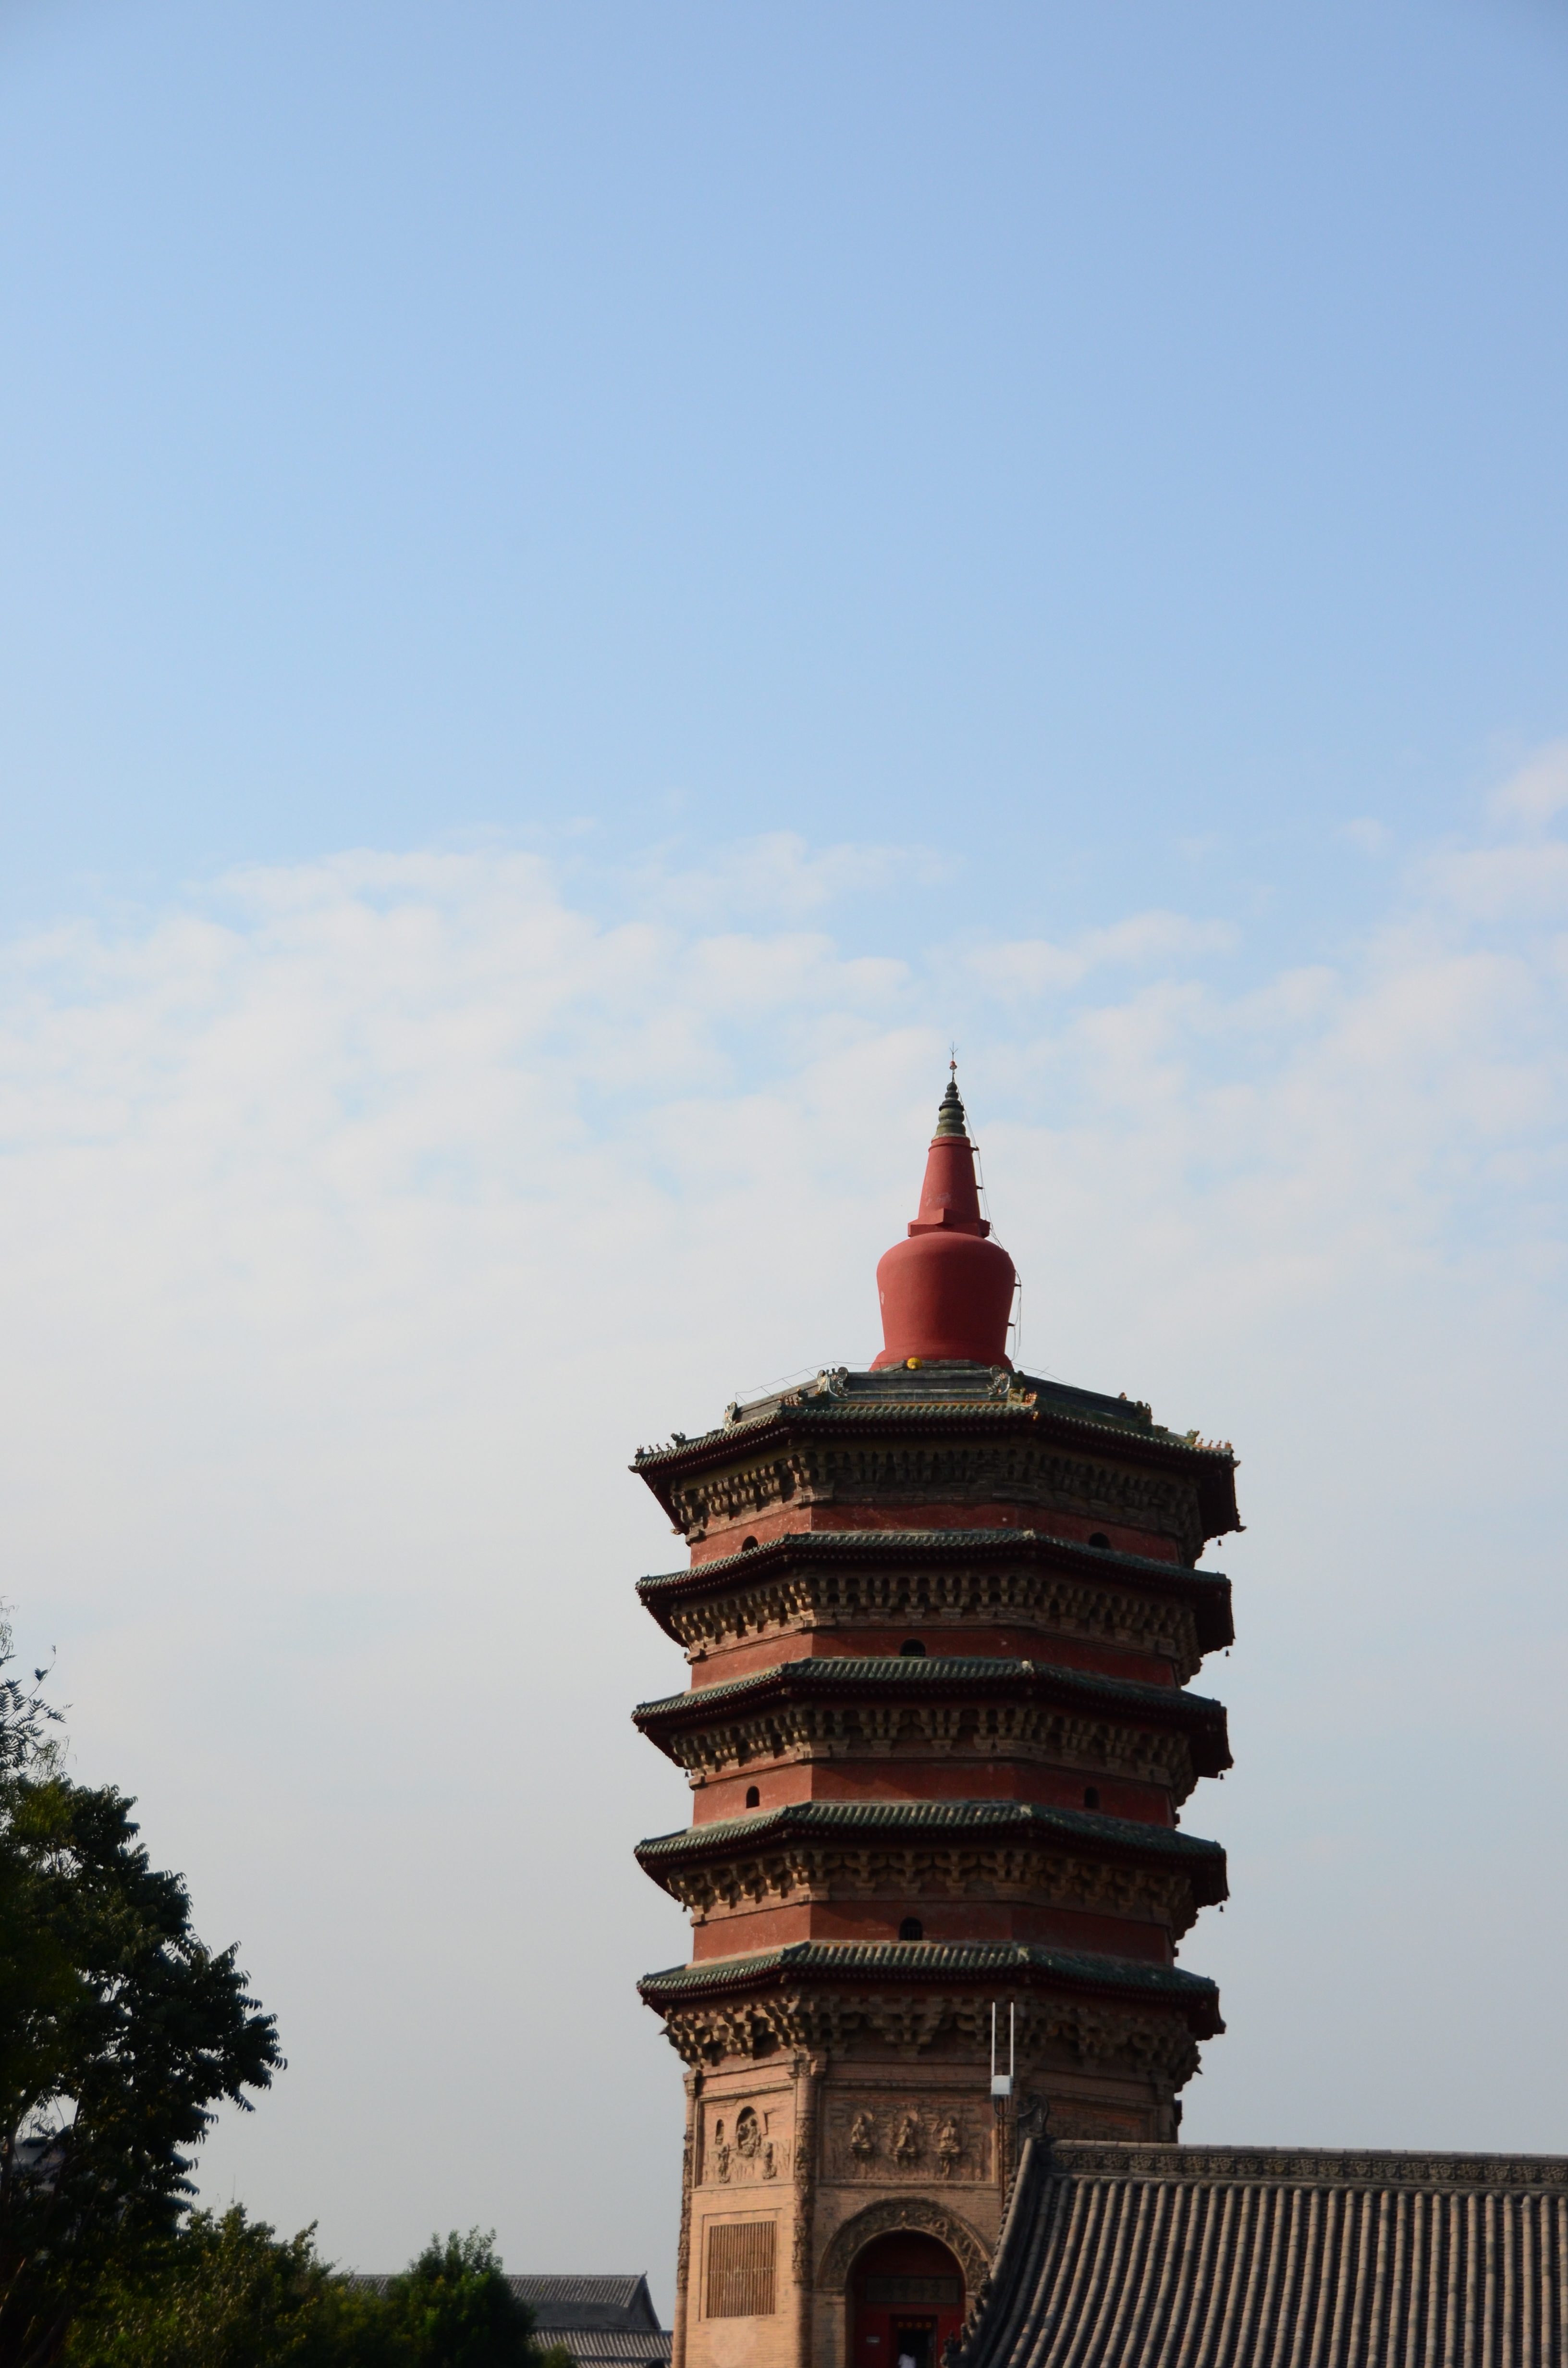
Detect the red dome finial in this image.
<box><xmin>870</xmin><ymin>1068</ymin><xmax>1017</xmax><ymax>1369</ymax></box>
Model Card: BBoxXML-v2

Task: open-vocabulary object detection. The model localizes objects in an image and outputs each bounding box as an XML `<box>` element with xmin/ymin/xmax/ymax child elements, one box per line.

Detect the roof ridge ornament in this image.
<box><xmin>934</xmin><ymin>1057</ymin><xmax>968</xmax><ymax>1139</ymax></box>
<box><xmin>871</xmin><ymin>1061</ymin><xmax>1017</xmax><ymax>1368</ymax></box>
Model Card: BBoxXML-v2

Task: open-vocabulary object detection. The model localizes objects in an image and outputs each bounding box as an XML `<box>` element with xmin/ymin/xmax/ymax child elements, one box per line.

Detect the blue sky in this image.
<box><xmin>2</xmin><ymin>0</ymin><xmax>1567</xmax><ymax>2308</ymax></box>
<box><xmin>4</xmin><ymin>0</ymin><xmax>1568</xmax><ymax>945</ymax></box>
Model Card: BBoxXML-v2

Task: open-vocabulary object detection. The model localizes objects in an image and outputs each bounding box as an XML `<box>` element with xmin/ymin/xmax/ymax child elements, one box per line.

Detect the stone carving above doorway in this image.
<box><xmin>824</xmin><ymin>2098</ymin><xmax>992</xmax><ymax>2183</ymax></box>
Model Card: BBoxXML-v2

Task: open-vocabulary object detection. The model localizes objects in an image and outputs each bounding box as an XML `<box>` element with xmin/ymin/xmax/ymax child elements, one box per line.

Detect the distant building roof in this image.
<box><xmin>960</xmin><ymin>2141</ymin><xmax>1568</xmax><ymax>2368</ymax></box>
<box><xmin>509</xmin><ymin>2275</ymin><xmax>661</xmax><ymax>2333</ymax></box>
<box><xmin>345</xmin><ymin>2270</ymin><xmax>668</xmax><ymax>2365</ymax></box>
<box><xmin>543</xmin><ymin>2335</ymin><xmax>670</xmax><ymax>2368</ymax></box>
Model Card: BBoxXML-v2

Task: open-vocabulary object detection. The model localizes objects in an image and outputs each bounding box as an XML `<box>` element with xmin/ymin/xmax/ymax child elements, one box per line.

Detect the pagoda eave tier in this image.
<box><xmin>634</xmin><ymin>1799</ymin><xmax>1229</xmax><ymax>1912</ymax></box>
<box><xmin>633</xmin><ymin>1656</ymin><xmax>1232</xmax><ymax>1780</ymax></box>
<box><xmin>632</xmin><ymin>1367</ymin><xmax>1241</xmax><ymax>1547</ymax></box>
<box><xmin>638</xmin><ymin>1939</ymin><xmax>1224</xmax><ymax>2064</ymax></box>
<box><xmin>635</xmin><ymin>1527</ymin><xmax>1234</xmax><ymax>1656</ymax></box>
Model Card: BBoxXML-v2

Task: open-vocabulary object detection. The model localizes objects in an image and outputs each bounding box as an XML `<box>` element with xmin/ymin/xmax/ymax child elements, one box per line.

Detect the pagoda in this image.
<box><xmin>631</xmin><ymin>1074</ymin><xmax>1239</xmax><ymax>2368</ymax></box>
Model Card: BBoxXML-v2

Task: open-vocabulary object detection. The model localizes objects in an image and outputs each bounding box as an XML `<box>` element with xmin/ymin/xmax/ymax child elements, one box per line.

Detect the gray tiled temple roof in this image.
<box><xmin>635</xmin><ymin>1654</ymin><xmax>1216</xmax><ymax>1720</ymax></box>
<box><xmin>635</xmin><ymin>1798</ymin><xmax>1228</xmax><ymax>1906</ymax></box>
<box><xmin>517</xmin><ymin>2278</ymin><xmax>669</xmax><ymax>2368</ymax></box>
<box><xmin>959</xmin><ymin>2141</ymin><xmax>1568</xmax><ymax>2368</ymax></box>
<box><xmin>347</xmin><ymin>2273</ymin><xmax>663</xmax><ymax>2330</ymax></box>
<box><xmin>639</xmin><ymin>1940</ymin><xmax>1221</xmax><ymax>2032</ymax></box>
<box><xmin>632</xmin><ymin>1656</ymin><xmax>1232</xmax><ymax>1776</ymax></box>
<box><xmin>635</xmin><ymin>1361</ymin><xmax>1199</xmax><ymax>1461</ymax></box>
<box><xmin>545</xmin><ymin>2337</ymin><xmax>670</xmax><ymax>2368</ymax></box>
<box><xmin>510</xmin><ymin>2275</ymin><xmax>661</xmax><ymax>2331</ymax></box>
<box><xmin>630</xmin><ymin>1361</ymin><xmax>1240</xmax><ymax>1539</ymax></box>
<box><xmin>634</xmin><ymin>1529</ymin><xmax>1235</xmax><ymax>1653</ymax></box>
<box><xmin>346</xmin><ymin>2274</ymin><xmax>669</xmax><ymax>2365</ymax></box>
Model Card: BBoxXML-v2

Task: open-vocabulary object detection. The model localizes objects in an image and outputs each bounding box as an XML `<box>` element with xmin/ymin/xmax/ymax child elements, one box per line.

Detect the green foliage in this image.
<box><xmin>63</xmin><ymin>2209</ymin><xmax>341</xmax><ymax>2368</ymax></box>
<box><xmin>0</xmin><ymin>1615</ymin><xmax>576</xmax><ymax>2368</ymax></box>
<box><xmin>0</xmin><ymin>1616</ymin><xmax>283</xmax><ymax>2368</ymax></box>
<box><xmin>63</xmin><ymin>2214</ymin><xmax>572</xmax><ymax>2368</ymax></box>
<box><xmin>0</xmin><ymin>1614</ymin><xmax>62</xmax><ymax>1785</ymax></box>
<box><xmin>386</xmin><ymin>2232</ymin><xmax>566</xmax><ymax>2368</ymax></box>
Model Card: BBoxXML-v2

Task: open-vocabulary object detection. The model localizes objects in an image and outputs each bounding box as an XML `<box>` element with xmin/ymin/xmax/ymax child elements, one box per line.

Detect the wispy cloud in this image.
<box><xmin>1487</xmin><ymin>738</ymin><xmax>1568</xmax><ymax>832</ymax></box>
<box><xmin>1337</xmin><ymin>816</ymin><xmax>1392</xmax><ymax>854</ymax></box>
<box><xmin>615</xmin><ymin>828</ymin><xmax>951</xmax><ymax>924</ymax></box>
<box><xmin>968</xmin><ymin>911</ymin><xmax>1237</xmax><ymax>999</ymax></box>
<box><xmin>1</xmin><ymin>754</ymin><xmax>1566</xmax><ymax>2267</ymax></box>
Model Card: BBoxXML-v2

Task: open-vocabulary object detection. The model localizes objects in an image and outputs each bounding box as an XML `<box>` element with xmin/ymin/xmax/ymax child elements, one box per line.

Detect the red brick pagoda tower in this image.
<box><xmin>632</xmin><ymin>1073</ymin><xmax>1239</xmax><ymax>2368</ymax></box>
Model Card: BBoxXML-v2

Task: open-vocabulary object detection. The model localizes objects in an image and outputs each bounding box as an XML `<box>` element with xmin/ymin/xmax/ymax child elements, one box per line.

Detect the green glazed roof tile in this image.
<box><xmin>638</xmin><ymin>1937</ymin><xmax>1220</xmax><ymax>2014</ymax></box>
<box><xmin>633</xmin><ymin>1655</ymin><xmax>1225</xmax><ymax>1727</ymax></box>
<box><xmin>635</xmin><ymin>1528</ymin><xmax>1230</xmax><ymax>1595</ymax></box>
<box><xmin>635</xmin><ymin>1797</ymin><xmax>1225</xmax><ymax>1867</ymax></box>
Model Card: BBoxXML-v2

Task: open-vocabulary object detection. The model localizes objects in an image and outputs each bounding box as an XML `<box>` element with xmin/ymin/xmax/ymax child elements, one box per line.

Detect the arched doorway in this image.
<box><xmin>850</xmin><ymin>2231</ymin><xmax>966</xmax><ymax>2368</ymax></box>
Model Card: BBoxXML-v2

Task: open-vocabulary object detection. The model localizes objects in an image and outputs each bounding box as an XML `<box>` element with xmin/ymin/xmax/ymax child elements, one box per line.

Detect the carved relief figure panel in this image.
<box><xmin>824</xmin><ymin>2097</ymin><xmax>992</xmax><ymax>2184</ymax></box>
<box><xmin>705</xmin><ymin>2098</ymin><xmax>793</xmax><ymax>2187</ymax></box>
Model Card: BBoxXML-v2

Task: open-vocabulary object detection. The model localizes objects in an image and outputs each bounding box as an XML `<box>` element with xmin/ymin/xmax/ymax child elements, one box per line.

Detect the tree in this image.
<box><xmin>63</xmin><ymin>2213</ymin><xmax>574</xmax><ymax>2368</ymax></box>
<box><xmin>61</xmin><ymin>2208</ymin><xmax>346</xmax><ymax>2368</ymax></box>
<box><xmin>0</xmin><ymin>1619</ymin><xmax>61</xmax><ymax>1784</ymax></box>
<box><xmin>0</xmin><ymin>1620</ymin><xmax>567</xmax><ymax>2368</ymax></box>
<box><xmin>386</xmin><ymin>2232</ymin><xmax>568</xmax><ymax>2368</ymax></box>
<box><xmin>0</xmin><ymin>1616</ymin><xmax>283</xmax><ymax>2368</ymax></box>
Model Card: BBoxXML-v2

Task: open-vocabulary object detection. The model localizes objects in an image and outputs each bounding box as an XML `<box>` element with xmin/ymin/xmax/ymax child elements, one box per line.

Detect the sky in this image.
<box><xmin>1</xmin><ymin>0</ymin><xmax>1567</xmax><ymax>2314</ymax></box>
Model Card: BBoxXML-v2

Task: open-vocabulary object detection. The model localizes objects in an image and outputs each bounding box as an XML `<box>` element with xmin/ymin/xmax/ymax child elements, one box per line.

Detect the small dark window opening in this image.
<box><xmin>1088</xmin><ymin>1532</ymin><xmax>1111</xmax><ymax>1549</ymax></box>
<box><xmin>745</xmin><ymin>1785</ymin><xmax>760</xmax><ymax>1809</ymax></box>
<box><xmin>740</xmin><ymin>1535</ymin><xmax>759</xmax><ymax>1552</ymax></box>
<box><xmin>1083</xmin><ymin>1786</ymin><xmax>1100</xmax><ymax>1810</ymax></box>
<box><xmin>899</xmin><ymin>1639</ymin><xmax>927</xmax><ymax>1657</ymax></box>
<box><xmin>898</xmin><ymin>1917</ymin><xmax>924</xmax><ymax>1941</ymax></box>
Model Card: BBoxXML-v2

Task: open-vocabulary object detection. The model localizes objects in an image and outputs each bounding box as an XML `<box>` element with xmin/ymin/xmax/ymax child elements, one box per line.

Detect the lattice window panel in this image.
<box><xmin>705</xmin><ymin>2219</ymin><xmax>777</xmax><ymax>2318</ymax></box>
